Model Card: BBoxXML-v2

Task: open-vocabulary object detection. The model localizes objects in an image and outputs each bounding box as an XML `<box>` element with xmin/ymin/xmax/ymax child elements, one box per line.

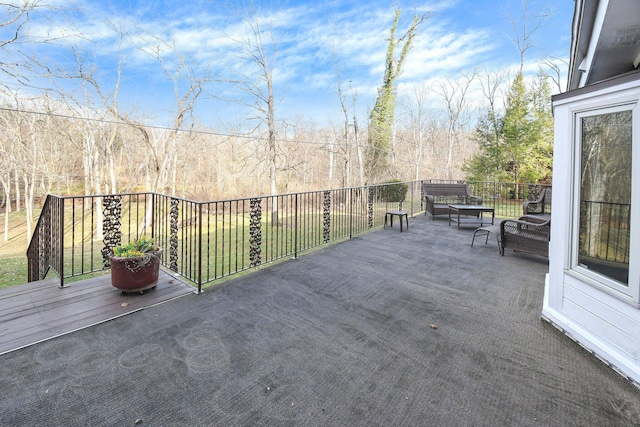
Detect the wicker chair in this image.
<box><xmin>523</xmin><ymin>188</ymin><xmax>551</xmax><ymax>218</ymax></box>
<box><xmin>500</xmin><ymin>215</ymin><xmax>550</xmax><ymax>257</ymax></box>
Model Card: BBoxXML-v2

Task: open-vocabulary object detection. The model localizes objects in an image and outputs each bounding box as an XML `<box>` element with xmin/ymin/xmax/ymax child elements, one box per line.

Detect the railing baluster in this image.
<box><xmin>57</xmin><ymin>197</ymin><xmax>64</xmax><ymax>287</ymax></box>
<box><xmin>26</xmin><ymin>181</ymin><xmax>574</xmax><ymax>291</ymax></box>
<box><xmin>197</xmin><ymin>202</ymin><xmax>203</xmax><ymax>293</ymax></box>
<box><xmin>294</xmin><ymin>193</ymin><xmax>298</xmax><ymax>259</ymax></box>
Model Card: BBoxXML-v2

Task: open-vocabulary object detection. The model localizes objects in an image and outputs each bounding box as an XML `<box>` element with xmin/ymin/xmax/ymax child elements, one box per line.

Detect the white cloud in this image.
<box><xmin>5</xmin><ymin>0</ymin><xmax>572</xmax><ymax>126</ymax></box>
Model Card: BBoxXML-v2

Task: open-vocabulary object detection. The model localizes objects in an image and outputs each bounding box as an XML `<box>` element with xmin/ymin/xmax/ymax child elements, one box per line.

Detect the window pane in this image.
<box><xmin>579</xmin><ymin>111</ymin><xmax>632</xmax><ymax>285</ymax></box>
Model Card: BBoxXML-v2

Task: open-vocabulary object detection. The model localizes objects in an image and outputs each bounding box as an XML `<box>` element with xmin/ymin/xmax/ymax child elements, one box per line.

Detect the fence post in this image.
<box><xmin>409</xmin><ymin>181</ymin><xmax>414</xmax><ymax>216</ymax></box>
<box><xmin>249</xmin><ymin>198</ymin><xmax>262</xmax><ymax>267</ymax></box>
<box><xmin>323</xmin><ymin>190</ymin><xmax>331</xmax><ymax>244</ymax></box>
<box><xmin>294</xmin><ymin>193</ymin><xmax>298</xmax><ymax>259</ymax></box>
<box><xmin>58</xmin><ymin>197</ymin><xmax>65</xmax><ymax>288</ymax></box>
<box><xmin>169</xmin><ymin>198</ymin><xmax>179</xmax><ymax>272</ymax></box>
<box><xmin>101</xmin><ymin>195</ymin><xmax>122</xmax><ymax>269</ymax></box>
<box><xmin>150</xmin><ymin>193</ymin><xmax>156</xmax><ymax>239</ymax></box>
<box><xmin>367</xmin><ymin>186</ymin><xmax>374</xmax><ymax>228</ymax></box>
<box><xmin>349</xmin><ymin>188</ymin><xmax>354</xmax><ymax>240</ymax></box>
<box><xmin>197</xmin><ymin>202</ymin><xmax>203</xmax><ymax>293</ymax></box>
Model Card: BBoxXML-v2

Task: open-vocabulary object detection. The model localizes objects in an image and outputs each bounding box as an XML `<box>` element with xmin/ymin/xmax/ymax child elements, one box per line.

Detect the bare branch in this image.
<box><xmin>542</xmin><ymin>57</ymin><xmax>568</xmax><ymax>93</ymax></box>
<box><xmin>506</xmin><ymin>0</ymin><xmax>553</xmax><ymax>73</ymax></box>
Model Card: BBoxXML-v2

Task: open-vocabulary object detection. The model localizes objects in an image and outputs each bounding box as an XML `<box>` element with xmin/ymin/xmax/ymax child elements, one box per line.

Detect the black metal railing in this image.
<box><xmin>26</xmin><ymin>195</ymin><xmax>64</xmax><ymax>283</ymax></box>
<box><xmin>26</xmin><ymin>180</ymin><xmax>553</xmax><ymax>293</ymax></box>
<box><xmin>423</xmin><ymin>179</ymin><xmax>551</xmax><ymax>218</ymax></box>
<box><xmin>27</xmin><ymin>181</ymin><xmax>424</xmax><ymax>292</ymax></box>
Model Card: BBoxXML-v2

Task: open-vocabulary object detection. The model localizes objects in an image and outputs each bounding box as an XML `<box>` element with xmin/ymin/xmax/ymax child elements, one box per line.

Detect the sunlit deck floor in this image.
<box><xmin>1</xmin><ymin>215</ymin><xmax>640</xmax><ymax>426</ymax></box>
<box><xmin>0</xmin><ymin>270</ymin><xmax>195</xmax><ymax>355</ymax></box>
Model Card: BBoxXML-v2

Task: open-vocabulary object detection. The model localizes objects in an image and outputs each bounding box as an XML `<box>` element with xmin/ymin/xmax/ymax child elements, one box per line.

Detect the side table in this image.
<box><xmin>384</xmin><ymin>210</ymin><xmax>409</xmax><ymax>232</ymax></box>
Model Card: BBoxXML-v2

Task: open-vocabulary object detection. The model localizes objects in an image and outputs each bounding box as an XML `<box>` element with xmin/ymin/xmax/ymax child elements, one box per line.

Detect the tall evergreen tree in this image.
<box><xmin>464</xmin><ymin>71</ymin><xmax>553</xmax><ymax>185</ymax></box>
<box><xmin>501</xmin><ymin>72</ymin><xmax>531</xmax><ymax>184</ymax></box>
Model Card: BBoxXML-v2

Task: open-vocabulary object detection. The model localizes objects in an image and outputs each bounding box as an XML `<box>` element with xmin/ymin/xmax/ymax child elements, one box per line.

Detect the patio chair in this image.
<box><xmin>500</xmin><ymin>215</ymin><xmax>550</xmax><ymax>257</ymax></box>
<box><xmin>523</xmin><ymin>188</ymin><xmax>551</xmax><ymax>218</ymax></box>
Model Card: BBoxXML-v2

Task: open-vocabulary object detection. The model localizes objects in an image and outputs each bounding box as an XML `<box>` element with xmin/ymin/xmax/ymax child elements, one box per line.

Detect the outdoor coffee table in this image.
<box><xmin>448</xmin><ymin>204</ymin><xmax>495</xmax><ymax>229</ymax></box>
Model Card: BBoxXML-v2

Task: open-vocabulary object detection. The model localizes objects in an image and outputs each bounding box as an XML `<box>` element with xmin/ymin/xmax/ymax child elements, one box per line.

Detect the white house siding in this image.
<box><xmin>543</xmin><ymin>276</ymin><xmax>640</xmax><ymax>384</ymax></box>
<box><xmin>543</xmin><ymin>72</ymin><xmax>640</xmax><ymax>385</ymax></box>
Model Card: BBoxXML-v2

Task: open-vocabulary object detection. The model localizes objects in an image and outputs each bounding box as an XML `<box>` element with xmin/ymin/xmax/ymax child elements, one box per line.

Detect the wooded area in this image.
<box><xmin>0</xmin><ymin>0</ymin><xmax>559</xmax><ymax>247</ymax></box>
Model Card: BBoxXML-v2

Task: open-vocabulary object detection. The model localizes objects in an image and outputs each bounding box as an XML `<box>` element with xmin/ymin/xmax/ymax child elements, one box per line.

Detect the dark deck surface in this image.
<box><xmin>1</xmin><ymin>215</ymin><xmax>640</xmax><ymax>426</ymax></box>
<box><xmin>0</xmin><ymin>270</ymin><xmax>195</xmax><ymax>355</ymax></box>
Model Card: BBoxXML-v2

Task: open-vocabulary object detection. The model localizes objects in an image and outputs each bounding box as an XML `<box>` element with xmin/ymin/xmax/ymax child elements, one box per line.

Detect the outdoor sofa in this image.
<box><xmin>422</xmin><ymin>182</ymin><xmax>482</xmax><ymax>220</ymax></box>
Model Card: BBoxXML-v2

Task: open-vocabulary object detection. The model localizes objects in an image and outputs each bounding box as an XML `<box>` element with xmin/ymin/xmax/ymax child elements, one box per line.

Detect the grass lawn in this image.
<box><xmin>0</xmin><ymin>255</ymin><xmax>29</xmax><ymax>289</ymax></box>
<box><xmin>1</xmin><ymin>193</ymin><xmax>527</xmax><ymax>290</ymax></box>
<box><xmin>0</xmin><ymin>210</ymin><xmax>38</xmax><ymax>289</ymax></box>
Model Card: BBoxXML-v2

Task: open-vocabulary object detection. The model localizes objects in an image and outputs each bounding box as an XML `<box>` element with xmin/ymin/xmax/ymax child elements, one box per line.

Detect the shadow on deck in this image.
<box><xmin>1</xmin><ymin>215</ymin><xmax>640</xmax><ymax>426</ymax></box>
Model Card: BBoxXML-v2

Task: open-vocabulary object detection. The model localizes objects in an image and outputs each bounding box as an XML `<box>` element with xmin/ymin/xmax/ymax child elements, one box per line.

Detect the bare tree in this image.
<box><xmin>64</xmin><ymin>25</ymin><xmax>128</xmax><ymax>197</ymax></box>
<box><xmin>336</xmin><ymin>75</ymin><xmax>350</xmax><ymax>189</ymax></box>
<box><xmin>0</xmin><ymin>0</ymin><xmax>50</xmax><ymax>228</ymax></box>
<box><xmin>68</xmin><ymin>20</ymin><xmax>205</xmax><ymax>195</ymax></box>
<box><xmin>1</xmin><ymin>95</ymin><xmax>52</xmax><ymax>240</ymax></box>
<box><xmin>353</xmin><ymin>92</ymin><xmax>365</xmax><ymax>188</ymax></box>
<box><xmin>400</xmin><ymin>83</ymin><xmax>431</xmax><ymax>181</ymax></box>
<box><xmin>433</xmin><ymin>72</ymin><xmax>475</xmax><ymax>180</ymax></box>
<box><xmin>543</xmin><ymin>57</ymin><xmax>568</xmax><ymax>93</ymax></box>
<box><xmin>479</xmin><ymin>68</ymin><xmax>507</xmax><ymax>141</ymax></box>
<box><xmin>141</xmin><ymin>35</ymin><xmax>205</xmax><ymax>195</ymax></box>
<box><xmin>226</xmin><ymin>2</ymin><xmax>281</xmax><ymax>223</ymax></box>
<box><xmin>0</xmin><ymin>0</ymin><xmax>42</xmax><ymax>86</ymax></box>
<box><xmin>507</xmin><ymin>0</ymin><xmax>551</xmax><ymax>74</ymax></box>
<box><xmin>0</xmin><ymin>108</ymin><xmax>15</xmax><ymax>241</ymax></box>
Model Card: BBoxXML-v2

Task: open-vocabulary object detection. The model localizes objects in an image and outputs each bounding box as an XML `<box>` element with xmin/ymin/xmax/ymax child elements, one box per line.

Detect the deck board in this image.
<box><xmin>0</xmin><ymin>270</ymin><xmax>195</xmax><ymax>354</ymax></box>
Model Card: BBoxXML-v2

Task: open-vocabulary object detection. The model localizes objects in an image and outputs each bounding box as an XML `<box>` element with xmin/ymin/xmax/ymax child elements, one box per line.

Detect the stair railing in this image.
<box><xmin>26</xmin><ymin>195</ymin><xmax>64</xmax><ymax>286</ymax></box>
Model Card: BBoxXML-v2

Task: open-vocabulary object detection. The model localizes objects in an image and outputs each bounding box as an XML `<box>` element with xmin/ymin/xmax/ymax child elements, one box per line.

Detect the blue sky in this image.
<box><xmin>10</xmin><ymin>0</ymin><xmax>575</xmax><ymax>128</ymax></box>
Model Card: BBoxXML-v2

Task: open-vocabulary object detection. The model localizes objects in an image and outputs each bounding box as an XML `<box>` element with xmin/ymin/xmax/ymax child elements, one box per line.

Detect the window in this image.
<box><xmin>575</xmin><ymin>107</ymin><xmax>633</xmax><ymax>287</ymax></box>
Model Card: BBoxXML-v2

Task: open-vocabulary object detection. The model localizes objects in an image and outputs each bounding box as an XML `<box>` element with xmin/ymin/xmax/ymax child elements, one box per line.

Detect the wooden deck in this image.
<box><xmin>0</xmin><ymin>270</ymin><xmax>196</xmax><ymax>355</ymax></box>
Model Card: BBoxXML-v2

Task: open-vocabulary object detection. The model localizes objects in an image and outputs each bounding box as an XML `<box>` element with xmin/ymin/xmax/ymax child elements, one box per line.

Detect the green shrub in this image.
<box><xmin>378</xmin><ymin>180</ymin><xmax>408</xmax><ymax>202</ymax></box>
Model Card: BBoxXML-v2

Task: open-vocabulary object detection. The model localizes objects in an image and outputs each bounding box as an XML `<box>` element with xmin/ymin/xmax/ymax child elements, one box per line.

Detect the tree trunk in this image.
<box><xmin>1</xmin><ymin>177</ymin><xmax>10</xmax><ymax>242</ymax></box>
<box><xmin>267</xmin><ymin>60</ymin><xmax>278</xmax><ymax>225</ymax></box>
<box><xmin>354</xmin><ymin>118</ymin><xmax>365</xmax><ymax>188</ymax></box>
<box><xmin>23</xmin><ymin>173</ymin><xmax>35</xmax><ymax>242</ymax></box>
<box><xmin>13</xmin><ymin>168</ymin><xmax>20</xmax><ymax>212</ymax></box>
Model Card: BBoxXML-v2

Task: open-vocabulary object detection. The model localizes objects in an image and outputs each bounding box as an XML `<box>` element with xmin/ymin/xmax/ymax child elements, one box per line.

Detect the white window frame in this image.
<box><xmin>569</xmin><ymin>96</ymin><xmax>640</xmax><ymax>303</ymax></box>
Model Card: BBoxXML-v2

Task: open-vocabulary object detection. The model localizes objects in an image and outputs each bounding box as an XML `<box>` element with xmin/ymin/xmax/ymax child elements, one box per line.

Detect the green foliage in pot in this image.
<box><xmin>112</xmin><ymin>236</ymin><xmax>161</xmax><ymax>267</ymax></box>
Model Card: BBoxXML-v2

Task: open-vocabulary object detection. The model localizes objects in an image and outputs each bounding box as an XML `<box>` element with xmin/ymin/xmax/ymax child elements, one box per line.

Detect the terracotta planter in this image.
<box><xmin>109</xmin><ymin>255</ymin><xmax>160</xmax><ymax>293</ymax></box>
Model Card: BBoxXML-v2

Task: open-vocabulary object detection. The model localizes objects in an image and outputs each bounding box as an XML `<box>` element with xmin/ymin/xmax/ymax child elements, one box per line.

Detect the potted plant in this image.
<box><xmin>109</xmin><ymin>236</ymin><xmax>162</xmax><ymax>294</ymax></box>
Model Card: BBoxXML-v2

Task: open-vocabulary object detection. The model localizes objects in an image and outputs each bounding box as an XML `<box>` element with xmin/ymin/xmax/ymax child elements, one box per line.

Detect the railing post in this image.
<box><xmin>58</xmin><ymin>197</ymin><xmax>65</xmax><ymax>288</ymax></box>
<box><xmin>150</xmin><ymin>193</ymin><xmax>156</xmax><ymax>239</ymax></box>
<box><xmin>294</xmin><ymin>193</ymin><xmax>298</xmax><ymax>259</ymax></box>
<box><xmin>323</xmin><ymin>190</ymin><xmax>331</xmax><ymax>244</ymax></box>
<box><xmin>169</xmin><ymin>198</ymin><xmax>179</xmax><ymax>272</ymax></box>
<box><xmin>409</xmin><ymin>181</ymin><xmax>414</xmax><ymax>216</ymax></box>
<box><xmin>367</xmin><ymin>186</ymin><xmax>374</xmax><ymax>228</ymax></box>
<box><xmin>197</xmin><ymin>202</ymin><xmax>203</xmax><ymax>293</ymax></box>
<box><xmin>101</xmin><ymin>195</ymin><xmax>123</xmax><ymax>268</ymax></box>
<box><xmin>349</xmin><ymin>187</ymin><xmax>354</xmax><ymax>239</ymax></box>
<box><xmin>249</xmin><ymin>198</ymin><xmax>262</xmax><ymax>267</ymax></box>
